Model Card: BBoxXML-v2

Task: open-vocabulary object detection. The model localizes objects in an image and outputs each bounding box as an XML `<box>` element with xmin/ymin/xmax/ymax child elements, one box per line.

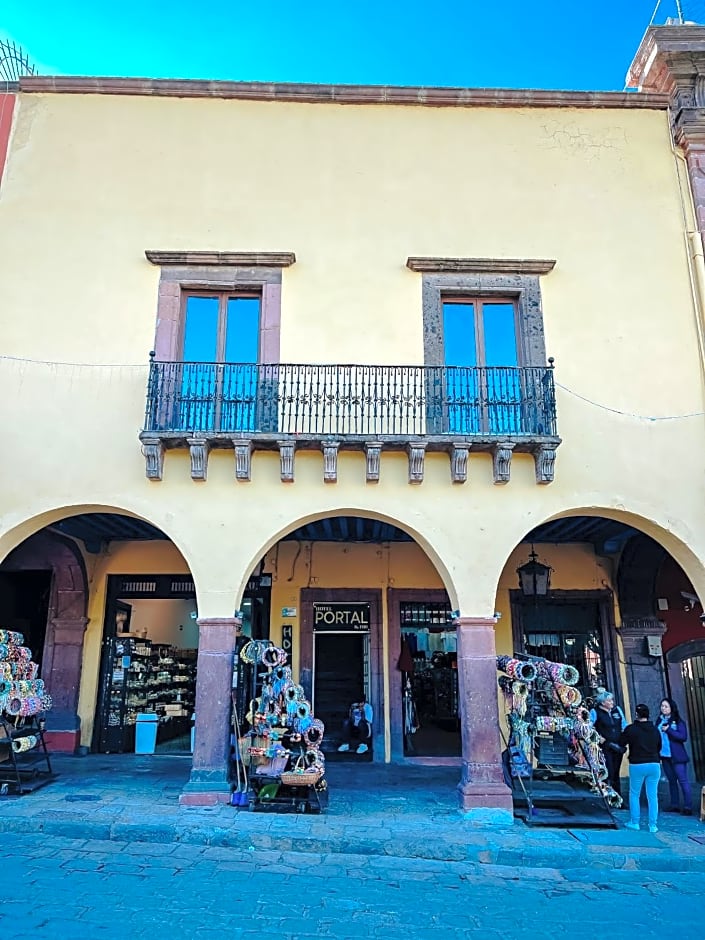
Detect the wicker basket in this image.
<box><xmin>280</xmin><ymin>755</ymin><xmax>323</xmax><ymax>787</ymax></box>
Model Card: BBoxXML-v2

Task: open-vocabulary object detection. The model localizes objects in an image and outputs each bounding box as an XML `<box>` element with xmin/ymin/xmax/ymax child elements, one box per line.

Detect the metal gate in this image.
<box><xmin>681</xmin><ymin>654</ymin><xmax>705</xmax><ymax>780</ymax></box>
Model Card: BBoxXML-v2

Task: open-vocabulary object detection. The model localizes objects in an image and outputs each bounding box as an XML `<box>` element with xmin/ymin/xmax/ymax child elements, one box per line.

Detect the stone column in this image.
<box><xmin>619</xmin><ymin>618</ymin><xmax>668</xmax><ymax>718</ymax></box>
<box><xmin>42</xmin><ymin>617</ymin><xmax>88</xmax><ymax>752</ymax></box>
<box><xmin>180</xmin><ymin>616</ymin><xmax>240</xmax><ymax>806</ymax></box>
<box><xmin>455</xmin><ymin>616</ymin><xmax>513</xmax><ymax>820</ymax></box>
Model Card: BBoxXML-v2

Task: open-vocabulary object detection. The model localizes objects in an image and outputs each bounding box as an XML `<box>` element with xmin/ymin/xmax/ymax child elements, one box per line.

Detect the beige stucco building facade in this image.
<box><xmin>3</xmin><ymin>24</ymin><xmax>705</xmax><ymax>813</ymax></box>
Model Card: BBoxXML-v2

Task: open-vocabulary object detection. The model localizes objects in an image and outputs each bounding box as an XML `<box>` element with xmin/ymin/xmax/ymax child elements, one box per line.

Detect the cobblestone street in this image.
<box><xmin>1</xmin><ymin>832</ymin><xmax>702</xmax><ymax>940</ymax></box>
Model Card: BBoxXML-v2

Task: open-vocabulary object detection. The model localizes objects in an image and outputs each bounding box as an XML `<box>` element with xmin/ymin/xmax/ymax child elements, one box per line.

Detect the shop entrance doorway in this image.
<box><xmin>510</xmin><ymin>591</ymin><xmax>618</xmax><ymax>706</ymax></box>
<box><xmin>95</xmin><ymin>572</ymin><xmax>271</xmax><ymax>755</ymax></box>
<box><xmin>314</xmin><ymin>632</ymin><xmax>369</xmax><ymax>754</ymax></box>
<box><xmin>397</xmin><ymin>598</ymin><xmax>460</xmax><ymax>759</ymax></box>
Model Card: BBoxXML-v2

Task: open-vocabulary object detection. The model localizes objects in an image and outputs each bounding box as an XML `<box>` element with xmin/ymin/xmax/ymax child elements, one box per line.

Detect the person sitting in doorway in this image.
<box><xmin>338</xmin><ymin>699</ymin><xmax>373</xmax><ymax>754</ymax></box>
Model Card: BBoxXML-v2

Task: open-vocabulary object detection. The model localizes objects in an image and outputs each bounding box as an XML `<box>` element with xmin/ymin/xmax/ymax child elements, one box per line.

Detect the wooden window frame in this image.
<box><xmin>179</xmin><ymin>288</ymin><xmax>263</xmax><ymax>363</ymax></box>
<box><xmin>441</xmin><ymin>294</ymin><xmax>522</xmax><ymax>367</ymax></box>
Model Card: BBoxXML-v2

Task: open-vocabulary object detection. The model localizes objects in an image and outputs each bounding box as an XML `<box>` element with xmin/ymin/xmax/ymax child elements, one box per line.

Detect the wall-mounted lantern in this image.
<box><xmin>517</xmin><ymin>548</ymin><xmax>553</xmax><ymax>597</ymax></box>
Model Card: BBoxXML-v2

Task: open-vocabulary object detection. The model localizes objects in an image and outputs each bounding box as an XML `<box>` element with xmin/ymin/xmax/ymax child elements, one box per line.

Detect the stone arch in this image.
<box><xmin>232</xmin><ymin>506</ymin><xmax>463</xmax><ymax>765</ymax></box>
<box><xmin>0</xmin><ymin>502</ymin><xmax>201</xmax><ymax>751</ymax></box>
<box><xmin>490</xmin><ymin>504</ymin><xmax>705</xmax><ymax>608</ymax></box>
<box><xmin>0</xmin><ymin>501</ymin><xmax>202</xmax><ymax>607</ymax></box>
<box><xmin>232</xmin><ymin>506</ymin><xmax>460</xmax><ymax>611</ymax></box>
<box><xmin>489</xmin><ymin>503</ymin><xmax>705</xmax><ymax>727</ymax></box>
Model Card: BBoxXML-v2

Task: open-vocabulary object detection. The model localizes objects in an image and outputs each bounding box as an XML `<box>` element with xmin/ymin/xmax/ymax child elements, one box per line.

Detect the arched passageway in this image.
<box><xmin>495</xmin><ymin>511</ymin><xmax>705</xmax><ymax>787</ymax></box>
<box><xmin>0</xmin><ymin>509</ymin><xmax>197</xmax><ymax>754</ymax></box>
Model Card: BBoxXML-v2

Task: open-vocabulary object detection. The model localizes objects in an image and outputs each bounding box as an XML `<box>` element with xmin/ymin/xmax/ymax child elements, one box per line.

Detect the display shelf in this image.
<box><xmin>0</xmin><ymin>716</ymin><xmax>54</xmax><ymax>795</ymax></box>
<box><xmin>97</xmin><ymin>636</ymin><xmax>197</xmax><ymax>752</ymax></box>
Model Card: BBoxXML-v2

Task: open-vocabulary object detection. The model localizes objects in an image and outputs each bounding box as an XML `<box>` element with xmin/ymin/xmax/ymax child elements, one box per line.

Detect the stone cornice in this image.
<box><xmin>139</xmin><ymin>431</ymin><xmax>561</xmax><ymax>485</ymax></box>
<box><xmin>627</xmin><ymin>25</ymin><xmax>705</xmax><ymax>93</ymax></box>
<box><xmin>406</xmin><ymin>257</ymin><xmax>556</xmax><ymax>275</ymax></box>
<box><xmin>145</xmin><ymin>250</ymin><xmax>296</xmax><ymax>267</ymax></box>
<box><xmin>20</xmin><ymin>75</ymin><xmax>669</xmax><ymax>110</ymax></box>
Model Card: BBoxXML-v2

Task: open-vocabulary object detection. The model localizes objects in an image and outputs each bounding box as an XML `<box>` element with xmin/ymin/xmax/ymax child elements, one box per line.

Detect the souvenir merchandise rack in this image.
<box><xmin>0</xmin><ymin>628</ymin><xmax>53</xmax><ymax>795</ymax></box>
<box><xmin>232</xmin><ymin>640</ymin><xmax>328</xmax><ymax>814</ymax></box>
<box><xmin>497</xmin><ymin>653</ymin><xmax>620</xmax><ymax>825</ymax></box>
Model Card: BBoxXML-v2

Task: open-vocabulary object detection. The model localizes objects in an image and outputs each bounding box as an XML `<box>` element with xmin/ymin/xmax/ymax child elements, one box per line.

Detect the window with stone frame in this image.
<box><xmin>145</xmin><ymin>251</ymin><xmax>294</xmax><ymax>434</ymax></box>
<box><xmin>406</xmin><ymin>259</ymin><xmax>555</xmax><ymax>437</ymax></box>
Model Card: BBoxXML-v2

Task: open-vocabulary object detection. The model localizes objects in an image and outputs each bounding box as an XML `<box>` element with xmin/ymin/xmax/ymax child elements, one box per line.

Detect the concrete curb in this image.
<box><xmin>3</xmin><ymin>812</ymin><xmax>705</xmax><ymax>872</ymax></box>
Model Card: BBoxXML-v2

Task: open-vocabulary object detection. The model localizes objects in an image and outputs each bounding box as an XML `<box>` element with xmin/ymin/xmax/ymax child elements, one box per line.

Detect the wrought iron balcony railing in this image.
<box><xmin>143</xmin><ymin>360</ymin><xmax>558</xmax><ymax>439</ymax></box>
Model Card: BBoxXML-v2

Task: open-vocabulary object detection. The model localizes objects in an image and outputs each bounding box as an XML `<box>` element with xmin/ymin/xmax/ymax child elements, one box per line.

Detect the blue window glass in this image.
<box><xmin>483</xmin><ymin>302</ymin><xmax>517</xmax><ymax>366</ymax></box>
<box><xmin>222</xmin><ymin>298</ymin><xmax>261</xmax><ymax>432</ymax></box>
<box><xmin>225</xmin><ymin>297</ymin><xmax>260</xmax><ymax>363</ymax></box>
<box><xmin>183</xmin><ymin>296</ymin><xmax>219</xmax><ymax>362</ymax></box>
<box><xmin>483</xmin><ymin>302</ymin><xmax>520</xmax><ymax>434</ymax></box>
<box><xmin>178</xmin><ymin>294</ymin><xmax>262</xmax><ymax>433</ymax></box>
<box><xmin>180</xmin><ymin>296</ymin><xmax>219</xmax><ymax>431</ymax></box>
<box><xmin>441</xmin><ymin>299</ymin><xmax>521</xmax><ymax>434</ymax></box>
<box><xmin>442</xmin><ymin>302</ymin><xmax>479</xmax><ymax>432</ymax></box>
<box><xmin>442</xmin><ymin>302</ymin><xmax>477</xmax><ymax>367</ymax></box>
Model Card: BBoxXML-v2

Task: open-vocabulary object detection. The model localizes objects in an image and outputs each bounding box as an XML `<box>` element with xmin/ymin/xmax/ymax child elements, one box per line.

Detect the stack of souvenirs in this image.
<box><xmin>497</xmin><ymin>654</ymin><xmax>622</xmax><ymax>808</ymax></box>
<box><xmin>234</xmin><ymin>640</ymin><xmax>325</xmax><ymax>801</ymax></box>
<box><xmin>0</xmin><ymin>629</ymin><xmax>52</xmax><ymax>733</ymax></box>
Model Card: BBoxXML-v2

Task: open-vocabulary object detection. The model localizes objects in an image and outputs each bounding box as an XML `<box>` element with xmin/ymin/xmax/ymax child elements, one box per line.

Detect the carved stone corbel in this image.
<box><xmin>141</xmin><ymin>438</ymin><xmax>165</xmax><ymax>481</ymax></box>
<box><xmin>278</xmin><ymin>441</ymin><xmax>295</xmax><ymax>483</ymax></box>
<box><xmin>365</xmin><ymin>442</ymin><xmax>383</xmax><ymax>483</ymax></box>
<box><xmin>234</xmin><ymin>441</ymin><xmax>253</xmax><ymax>481</ymax></box>
<box><xmin>492</xmin><ymin>442</ymin><xmax>515</xmax><ymax>484</ymax></box>
<box><xmin>532</xmin><ymin>443</ymin><xmax>557</xmax><ymax>484</ymax></box>
<box><xmin>322</xmin><ymin>441</ymin><xmax>340</xmax><ymax>483</ymax></box>
<box><xmin>187</xmin><ymin>438</ymin><xmax>210</xmax><ymax>481</ymax></box>
<box><xmin>407</xmin><ymin>442</ymin><xmax>427</xmax><ymax>484</ymax></box>
<box><xmin>450</xmin><ymin>443</ymin><xmax>470</xmax><ymax>483</ymax></box>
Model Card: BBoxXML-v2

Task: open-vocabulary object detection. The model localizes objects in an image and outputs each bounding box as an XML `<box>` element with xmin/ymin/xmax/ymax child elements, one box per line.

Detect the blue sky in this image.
<box><xmin>0</xmin><ymin>1</ymin><xmax>700</xmax><ymax>90</ymax></box>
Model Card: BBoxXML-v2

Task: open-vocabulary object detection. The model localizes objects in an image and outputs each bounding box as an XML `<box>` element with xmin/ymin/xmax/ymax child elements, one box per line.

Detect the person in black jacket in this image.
<box><xmin>592</xmin><ymin>690</ymin><xmax>627</xmax><ymax>796</ymax></box>
<box><xmin>619</xmin><ymin>703</ymin><xmax>662</xmax><ymax>833</ymax></box>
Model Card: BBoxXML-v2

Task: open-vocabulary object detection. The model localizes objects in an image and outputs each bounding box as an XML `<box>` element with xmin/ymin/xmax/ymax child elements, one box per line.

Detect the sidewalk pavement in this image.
<box><xmin>1</xmin><ymin>753</ymin><xmax>704</xmax><ymax>872</ymax></box>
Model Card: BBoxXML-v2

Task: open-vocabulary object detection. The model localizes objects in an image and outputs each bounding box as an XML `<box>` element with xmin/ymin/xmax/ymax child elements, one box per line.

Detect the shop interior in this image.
<box><xmin>399</xmin><ymin>601</ymin><xmax>461</xmax><ymax>758</ymax></box>
<box><xmin>95</xmin><ymin>574</ymin><xmax>271</xmax><ymax>756</ymax></box>
<box><xmin>98</xmin><ymin>596</ymin><xmax>199</xmax><ymax>755</ymax></box>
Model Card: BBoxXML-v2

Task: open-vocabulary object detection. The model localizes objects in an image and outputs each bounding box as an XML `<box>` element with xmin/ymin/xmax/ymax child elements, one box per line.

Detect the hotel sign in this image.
<box><xmin>312</xmin><ymin>602</ymin><xmax>370</xmax><ymax>632</ymax></box>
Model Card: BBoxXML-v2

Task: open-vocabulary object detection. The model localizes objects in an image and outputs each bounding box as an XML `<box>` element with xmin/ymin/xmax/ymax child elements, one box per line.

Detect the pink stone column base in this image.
<box><xmin>455</xmin><ymin>616</ymin><xmax>512</xmax><ymax>813</ymax></box>
<box><xmin>44</xmin><ymin>730</ymin><xmax>80</xmax><ymax>753</ymax></box>
<box><xmin>180</xmin><ymin>617</ymin><xmax>240</xmax><ymax>804</ymax></box>
<box><xmin>179</xmin><ymin>790</ymin><xmax>232</xmax><ymax>807</ymax></box>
